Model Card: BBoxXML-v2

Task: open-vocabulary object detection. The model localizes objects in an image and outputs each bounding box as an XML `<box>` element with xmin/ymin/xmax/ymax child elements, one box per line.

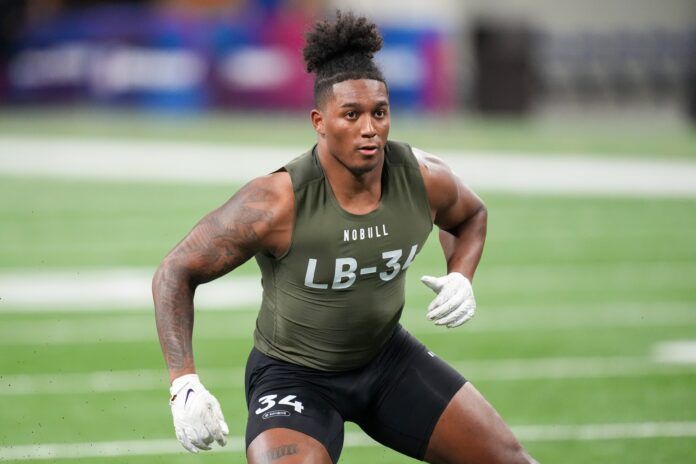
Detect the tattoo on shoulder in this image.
<box><xmin>177</xmin><ymin>183</ymin><xmax>275</xmax><ymax>279</ymax></box>
<box><xmin>265</xmin><ymin>444</ymin><xmax>298</xmax><ymax>462</ymax></box>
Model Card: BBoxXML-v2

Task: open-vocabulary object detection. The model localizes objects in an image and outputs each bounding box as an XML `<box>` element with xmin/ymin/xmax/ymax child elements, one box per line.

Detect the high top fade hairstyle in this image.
<box><xmin>303</xmin><ymin>11</ymin><xmax>387</xmax><ymax>108</ymax></box>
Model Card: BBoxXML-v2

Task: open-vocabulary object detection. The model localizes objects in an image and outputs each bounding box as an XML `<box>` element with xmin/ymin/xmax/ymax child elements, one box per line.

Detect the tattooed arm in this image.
<box><xmin>153</xmin><ymin>172</ymin><xmax>293</xmax><ymax>382</ymax></box>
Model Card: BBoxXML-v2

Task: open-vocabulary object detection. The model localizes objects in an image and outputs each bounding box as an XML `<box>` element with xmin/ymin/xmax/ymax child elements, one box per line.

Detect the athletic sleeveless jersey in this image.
<box><xmin>253</xmin><ymin>141</ymin><xmax>433</xmax><ymax>371</ymax></box>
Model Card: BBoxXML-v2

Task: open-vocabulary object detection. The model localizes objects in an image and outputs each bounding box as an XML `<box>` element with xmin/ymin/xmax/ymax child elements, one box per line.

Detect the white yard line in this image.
<box><xmin>0</xmin><ymin>368</ymin><xmax>238</xmax><ymax>396</ymax></box>
<box><xmin>0</xmin><ymin>437</ymin><xmax>247</xmax><ymax>461</ymax></box>
<box><xmin>2</xmin><ymin>135</ymin><xmax>696</xmax><ymax>197</ymax></box>
<box><xmin>3</xmin><ymin>354</ymin><xmax>694</xmax><ymax>396</ymax></box>
<box><xmin>0</xmin><ymin>268</ymin><xmax>261</xmax><ymax>311</ymax></box>
<box><xmin>451</xmin><ymin>353</ymin><xmax>694</xmax><ymax>381</ymax></box>
<box><xmin>512</xmin><ymin>421</ymin><xmax>696</xmax><ymax>441</ymax></box>
<box><xmin>2</xmin><ymin>422</ymin><xmax>696</xmax><ymax>461</ymax></box>
<box><xmin>0</xmin><ymin>368</ymin><xmax>232</xmax><ymax>396</ymax></box>
<box><xmin>653</xmin><ymin>340</ymin><xmax>696</xmax><ymax>364</ymax></box>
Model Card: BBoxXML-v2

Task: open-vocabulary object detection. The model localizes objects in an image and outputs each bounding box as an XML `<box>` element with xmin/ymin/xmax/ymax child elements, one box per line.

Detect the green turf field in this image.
<box><xmin>1</xmin><ymin>112</ymin><xmax>695</xmax><ymax>463</ymax></box>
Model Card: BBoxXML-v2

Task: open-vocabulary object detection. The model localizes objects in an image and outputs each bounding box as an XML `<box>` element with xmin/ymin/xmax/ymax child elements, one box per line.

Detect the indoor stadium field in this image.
<box><xmin>1</xmin><ymin>110</ymin><xmax>695</xmax><ymax>463</ymax></box>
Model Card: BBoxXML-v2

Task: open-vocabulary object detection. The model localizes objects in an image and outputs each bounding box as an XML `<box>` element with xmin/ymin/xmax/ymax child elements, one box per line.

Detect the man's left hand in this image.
<box><xmin>421</xmin><ymin>272</ymin><xmax>476</xmax><ymax>328</ymax></box>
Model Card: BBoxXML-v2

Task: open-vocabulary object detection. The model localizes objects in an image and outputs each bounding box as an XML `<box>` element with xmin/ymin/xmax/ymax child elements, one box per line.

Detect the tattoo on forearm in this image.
<box><xmin>265</xmin><ymin>444</ymin><xmax>298</xmax><ymax>462</ymax></box>
<box><xmin>153</xmin><ymin>266</ymin><xmax>195</xmax><ymax>372</ymax></box>
<box><xmin>153</xmin><ymin>184</ymin><xmax>276</xmax><ymax>373</ymax></box>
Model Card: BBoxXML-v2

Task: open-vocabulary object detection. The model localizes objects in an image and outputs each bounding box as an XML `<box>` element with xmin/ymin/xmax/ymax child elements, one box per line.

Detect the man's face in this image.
<box><xmin>313</xmin><ymin>79</ymin><xmax>390</xmax><ymax>176</ymax></box>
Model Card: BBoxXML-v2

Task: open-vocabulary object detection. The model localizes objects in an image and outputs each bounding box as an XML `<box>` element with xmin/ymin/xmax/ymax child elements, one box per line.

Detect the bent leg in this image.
<box><xmin>425</xmin><ymin>383</ymin><xmax>537</xmax><ymax>464</ymax></box>
<box><xmin>244</xmin><ymin>349</ymin><xmax>345</xmax><ymax>462</ymax></box>
<box><xmin>247</xmin><ymin>428</ymin><xmax>332</xmax><ymax>464</ymax></box>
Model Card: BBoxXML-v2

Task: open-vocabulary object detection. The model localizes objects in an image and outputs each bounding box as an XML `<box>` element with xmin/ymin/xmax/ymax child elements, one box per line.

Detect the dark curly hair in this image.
<box><xmin>303</xmin><ymin>11</ymin><xmax>387</xmax><ymax>107</ymax></box>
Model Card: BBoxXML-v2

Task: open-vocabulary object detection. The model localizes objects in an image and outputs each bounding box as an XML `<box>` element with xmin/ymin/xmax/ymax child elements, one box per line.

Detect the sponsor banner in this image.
<box><xmin>3</xmin><ymin>5</ymin><xmax>455</xmax><ymax>111</ymax></box>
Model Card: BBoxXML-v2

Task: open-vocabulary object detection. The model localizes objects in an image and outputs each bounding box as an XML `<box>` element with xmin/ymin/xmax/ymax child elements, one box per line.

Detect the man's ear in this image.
<box><xmin>311</xmin><ymin>109</ymin><xmax>325</xmax><ymax>137</ymax></box>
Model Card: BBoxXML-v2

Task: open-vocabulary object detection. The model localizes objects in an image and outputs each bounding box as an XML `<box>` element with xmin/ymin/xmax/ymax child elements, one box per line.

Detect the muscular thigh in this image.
<box><xmin>247</xmin><ymin>428</ymin><xmax>333</xmax><ymax>464</ymax></box>
<box><xmin>355</xmin><ymin>337</ymin><xmax>466</xmax><ymax>460</ymax></box>
<box><xmin>245</xmin><ymin>349</ymin><xmax>345</xmax><ymax>463</ymax></box>
<box><xmin>424</xmin><ymin>383</ymin><xmax>536</xmax><ymax>464</ymax></box>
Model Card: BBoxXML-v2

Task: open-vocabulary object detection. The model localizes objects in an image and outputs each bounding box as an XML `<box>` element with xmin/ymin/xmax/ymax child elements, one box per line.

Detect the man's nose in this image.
<box><xmin>360</xmin><ymin>115</ymin><xmax>376</xmax><ymax>137</ymax></box>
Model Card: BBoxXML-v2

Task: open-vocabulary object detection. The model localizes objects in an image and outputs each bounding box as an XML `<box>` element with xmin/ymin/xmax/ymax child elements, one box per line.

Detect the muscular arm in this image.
<box><xmin>415</xmin><ymin>148</ymin><xmax>487</xmax><ymax>281</ymax></box>
<box><xmin>152</xmin><ymin>173</ymin><xmax>293</xmax><ymax>382</ymax></box>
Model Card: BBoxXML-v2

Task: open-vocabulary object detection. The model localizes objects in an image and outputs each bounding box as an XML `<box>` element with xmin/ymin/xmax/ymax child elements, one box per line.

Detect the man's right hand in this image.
<box><xmin>169</xmin><ymin>374</ymin><xmax>229</xmax><ymax>453</ymax></box>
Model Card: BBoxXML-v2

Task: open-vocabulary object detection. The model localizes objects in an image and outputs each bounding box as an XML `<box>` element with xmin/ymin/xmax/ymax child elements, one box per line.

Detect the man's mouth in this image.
<box><xmin>358</xmin><ymin>144</ymin><xmax>379</xmax><ymax>155</ymax></box>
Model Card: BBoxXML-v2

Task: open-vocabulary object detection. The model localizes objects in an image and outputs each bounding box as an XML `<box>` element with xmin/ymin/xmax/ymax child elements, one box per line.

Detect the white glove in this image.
<box><xmin>421</xmin><ymin>272</ymin><xmax>476</xmax><ymax>328</ymax></box>
<box><xmin>169</xmin><ymin>374</ymin><xmax>229</xmax><ymax>453</ymax></box>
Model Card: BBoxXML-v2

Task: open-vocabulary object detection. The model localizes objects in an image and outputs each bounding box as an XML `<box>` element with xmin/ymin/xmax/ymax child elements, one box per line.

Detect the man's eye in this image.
<box><xmin>346</xmin><ymin>111</ymin><xmax>357</xmax><ymax>119</ymax></box>
<box><xmin>374</xmin><ymin>109</ymin><xmax>386</xmax><ymax>118</ymax></box>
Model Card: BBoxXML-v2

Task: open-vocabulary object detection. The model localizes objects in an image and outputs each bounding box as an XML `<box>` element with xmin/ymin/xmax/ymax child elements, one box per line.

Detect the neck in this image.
<box><xmin>316</xmin><ymin>141</ymin><xmax>384</xmax><ymax>214</ymax></box>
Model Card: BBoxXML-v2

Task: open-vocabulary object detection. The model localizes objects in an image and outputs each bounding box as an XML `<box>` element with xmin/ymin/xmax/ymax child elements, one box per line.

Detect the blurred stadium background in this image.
<box><xmin>0</xmin><ymin>0</ymin><xmax>695</xmax><ymax>463</ymax></box>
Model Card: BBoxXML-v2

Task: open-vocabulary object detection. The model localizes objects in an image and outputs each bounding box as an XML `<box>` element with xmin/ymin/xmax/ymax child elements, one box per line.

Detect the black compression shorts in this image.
<box><xmin>244</xmin><ymin>325</ymin><xmax>467</xmax><ymax>463</ymax></box>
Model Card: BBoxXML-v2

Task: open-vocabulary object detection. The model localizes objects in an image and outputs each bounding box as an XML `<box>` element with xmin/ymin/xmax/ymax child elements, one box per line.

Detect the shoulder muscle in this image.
<box><xmin>163</xmin><ymin>171</ymin><xmax>294</xmax><ymax>284</ymax></box>
<box><xmin>413</xmin><ymin>147</ymin><xmax>459</xmax><ymax>212</ymax></box>
<box><xmin>214</xmin><ymin>170</ymin><xmax>293</xmax><ymax>255</ymax></box>
<box><xmin>413</xmin><ymin>147</ymin><xmax>485</xmax><ymax>232</ymax></box>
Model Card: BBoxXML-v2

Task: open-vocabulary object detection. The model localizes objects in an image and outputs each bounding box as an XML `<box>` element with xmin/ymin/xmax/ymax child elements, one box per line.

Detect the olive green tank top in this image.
<box><xmin>253</xmin><ymin>140</ymin><xmax>433</xmax><ymax>371</ymax></box>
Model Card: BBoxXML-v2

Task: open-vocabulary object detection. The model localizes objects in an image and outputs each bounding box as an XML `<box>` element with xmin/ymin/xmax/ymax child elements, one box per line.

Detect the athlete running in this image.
<box><xmin>153</xmin><ymin>11</ymin><xmax>537</xmax><ymax>464</ymax></box>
